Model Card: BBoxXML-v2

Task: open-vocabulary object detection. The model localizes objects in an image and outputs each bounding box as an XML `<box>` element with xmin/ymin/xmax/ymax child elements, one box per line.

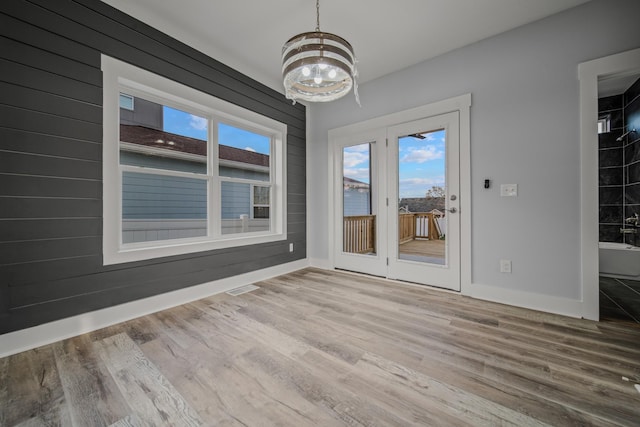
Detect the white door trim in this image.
<box><xmin>578</xmin><ymin>47</ymin><xmax>640</xmax><ymax>321</ymax></box>
<box><xmin>328</xmin><ymin>94</ymin><xmax>472</xmax><ymax>291</ymax></box>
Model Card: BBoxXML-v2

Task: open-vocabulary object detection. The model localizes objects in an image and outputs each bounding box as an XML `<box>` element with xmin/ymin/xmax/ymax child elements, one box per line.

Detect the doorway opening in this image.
<box><xmin>597</xmin><ymin>71</ymin><xmax>640</xmax><ymax>323</ymax></box>
<box><xmin>579</xmin><ymin>47</ymin><xmax>640</xmax><ymax>321</ymax></box>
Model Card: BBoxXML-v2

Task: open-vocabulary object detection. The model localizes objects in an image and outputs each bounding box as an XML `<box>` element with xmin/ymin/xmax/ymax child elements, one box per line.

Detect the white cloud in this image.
<box><xmin>189</xmin><ymin>115</ymin><xmax>208</xmax><ymax>131</ymax></box>
<box><xmin>401</xmin><ymin>146</ymin><xmax>443</xmax><ymax>163</ymax></box>
<box><xmin>399</xmin><ymin>177</ymin><xmax>445</xmax><ymax>198</ymax></box>
<box><xmin>344</xmin><ymin>167</ymin><xmax>370</xmax><ymax>182</ymax></box>
<box><xmin>245</xmin><ymin>147</ymin><xmax>256</xmax><ymax>152</ymax></box>
<box><xmin>400</xmin><ymin>177</ymin><xmax>444</xmax><ymax>187</ymax></box>
<box><xmin>344</xmin><ymin>143</ymin><xmax>370</xmax><ymax>153</ymax></box>
<box><xmin>343</xmin><ymin>151</ymin><xmax>369</xmax><ymax>168</ymax></box>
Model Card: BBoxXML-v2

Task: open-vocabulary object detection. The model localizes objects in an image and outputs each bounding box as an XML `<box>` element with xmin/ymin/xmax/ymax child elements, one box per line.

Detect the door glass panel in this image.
<box><xmin>342</xmin><ymin>143</ymin><xmax>375</xmax><ymax>255</ymax></box>
<box><xmin>397</xmin><ymin>130</ymin><xmax>446</xmax><ymax>265</ymax></box>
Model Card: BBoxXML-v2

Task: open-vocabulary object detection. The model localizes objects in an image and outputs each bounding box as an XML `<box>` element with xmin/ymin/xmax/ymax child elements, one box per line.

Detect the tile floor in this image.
<box><xmin>600</xmin><ymin>276</ymin><xmax>640</xmax><ymax>323</ymax></box>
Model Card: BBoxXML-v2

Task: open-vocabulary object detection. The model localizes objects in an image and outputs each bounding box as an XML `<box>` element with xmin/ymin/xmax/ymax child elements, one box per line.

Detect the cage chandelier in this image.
<box><xmin>281</xmin><ymin>0</ymin><xmax>359</xmax><ymax>104</ymax></box>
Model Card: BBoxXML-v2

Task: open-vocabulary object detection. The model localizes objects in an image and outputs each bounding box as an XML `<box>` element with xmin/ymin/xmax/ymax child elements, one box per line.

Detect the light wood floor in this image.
<box><xmin>2</xmin><ymin>268</ymin><xmax>640</xmax><ymax>426</ymax></box>
<box><xmin>400</xmin><ymin>239</ymin><xmax>445</xmax><ymax>259</ymax></box>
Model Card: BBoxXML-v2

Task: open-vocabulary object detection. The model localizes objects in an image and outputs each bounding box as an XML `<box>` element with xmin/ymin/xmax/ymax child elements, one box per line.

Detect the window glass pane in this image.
<box><xmin>119</xmin><ymin>93</ymin><xmax>134</xmax><ymax>110</ymax></box>
<box><xmin>253</xmin><ymin>185</ymin><xmax>270</xmax><ymax>219</ymax></box>
<box><xmin>122</xmin><ymin>171</ymin><xmax>207</xmax><ymax>244</ymax></box>
<box><xmin>119</xmin><ymin>94</ymin><xmax>207</xmax><ymax>174</ymax></box>
<box><xmin>597</xmin><ymin>117</ymin><xmax>610</xmax><ymax>134</ymax></box>
<box><xmin>221</xmin><ymin>181</ymin><xmax>270</xmax><ymax>234</ymax></box>
<box><xmin>253</xmin><ymin>185</ymin><xmax>270</xmax><ymax>205</ymax></box>
<box><xmin>218</xmin><ymin>123</ymin><xmax>270</xmax><ymax>182</ymax></box>
<box><xmin>398</xmin><ymin>129</ymin><xmax>446</xmax><ymax>266</ymax></box>
<box><xmin>342</xmin><ymin>143</ymin><xmax>375</xmax><ymax>255</ymax></box>
<box><xmin>253</xmin><ymin>206</ymin><xmax>270</xmax><ymax>219</ymax></box>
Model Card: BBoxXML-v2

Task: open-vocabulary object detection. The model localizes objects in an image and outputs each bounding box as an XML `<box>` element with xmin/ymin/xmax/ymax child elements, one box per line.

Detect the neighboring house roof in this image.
<box><xmin>399</xmin><ymin>197</ymin><xmax>445</xmax><ymax>213</ymax></box>
<box><xmin>343</xmin><ymin>176</ymin><xmax>369</xmax><ymax>188</ymax></box>
<box><xmin>119</xmin><ymin>124</ymin><xmax>269</xmax><ymax>167</ymax></box>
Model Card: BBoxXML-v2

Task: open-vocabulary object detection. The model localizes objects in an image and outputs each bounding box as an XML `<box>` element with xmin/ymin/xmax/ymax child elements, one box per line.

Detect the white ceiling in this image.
<box><xmin>102</xmin><ymin>0</ymin><xmax>592</xmax><ymax>93</ymax></box>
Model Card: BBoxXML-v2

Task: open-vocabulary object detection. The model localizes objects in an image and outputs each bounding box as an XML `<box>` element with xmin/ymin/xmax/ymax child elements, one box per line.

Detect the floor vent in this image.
<box><xmin>226</xmin><ymin>284</ymin><xmax>260</xmax><ymax>296</ymax></box>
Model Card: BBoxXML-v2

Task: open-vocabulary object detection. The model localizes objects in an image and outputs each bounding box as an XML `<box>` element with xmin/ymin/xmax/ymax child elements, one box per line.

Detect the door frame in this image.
<box><xmin>327</xmin><ymin>93</ymin><xmax>472</xmax><ymax>290</ymax></box>
<box><xmin>578</xmin><ymin>47</ymin><xmax>640</xmax><ymax>321</ymax></box>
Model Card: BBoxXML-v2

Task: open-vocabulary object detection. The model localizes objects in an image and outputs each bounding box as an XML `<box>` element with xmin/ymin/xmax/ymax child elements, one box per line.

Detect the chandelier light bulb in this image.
<box><xmin>302</xmin><ymin>66</ymin><xmax>311</xmax><ymax>77</ymax></box>
<box><xmin>318</xmin><ymin>63</ymin><xmax>328</xmax><ymax>70</ymax></box>
<box><xmin>328</xmin><ymin>68</ymin><xmax>337</xmax><ymax>79</ymax></box>
<box><xmin>314</xmin><ymin>75</ymin><xmax>323</xmax><ymax>85</ymax></box>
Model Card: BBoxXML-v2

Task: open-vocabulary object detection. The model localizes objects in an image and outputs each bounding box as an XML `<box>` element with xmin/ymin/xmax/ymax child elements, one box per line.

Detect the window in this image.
<box><xmin>252</xmin><ymin>185</ymin><xmax>270</xmax><ymax>219</ymax></box>
<box><xmin>598</xmin><ymin>116</ymin><xmax>610</xmax><ymax>134</ymax></box>
<box><xmin>102</xmin><ymin>55</ymin><xmax>287</xmax><ymax>265</ymax></box>
<box><xmin>119</xmin><ymin>93</ymin><xmax>134</xmax><ymax>110</ymax></box>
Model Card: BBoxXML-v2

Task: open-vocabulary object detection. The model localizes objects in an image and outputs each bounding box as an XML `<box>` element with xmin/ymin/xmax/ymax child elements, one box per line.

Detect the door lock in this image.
<box><xmin>450</xmin><ymin>195</ymin><xmax>457</xmax><ymax>201</ymax></box>
<box><xmin>446</xmin><ymin>207</ymin><xmax>457</xmax><ymax>214</ymax></box>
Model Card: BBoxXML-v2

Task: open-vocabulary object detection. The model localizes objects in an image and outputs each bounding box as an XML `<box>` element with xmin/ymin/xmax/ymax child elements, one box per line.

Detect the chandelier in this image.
<box><xmin>281</xmin><ymin>0</ymin><xmax>359</xmax><ymax>104</ymax></box>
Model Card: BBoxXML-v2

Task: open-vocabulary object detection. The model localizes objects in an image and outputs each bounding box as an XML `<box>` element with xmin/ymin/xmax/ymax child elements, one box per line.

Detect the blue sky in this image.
<box><xmin>343</xmin><ymin>130</ymin><xmax>446</xmax><ymax>198</ymax></box>
<box><xmin>398</xmin><ymin>130</ymin><xmax>445</xmax><ymax>198</ymax></box>
<box><xmin>163</xmin><ymin>106</ymin><xmax>270</xmax><ymax>154</ymax></box>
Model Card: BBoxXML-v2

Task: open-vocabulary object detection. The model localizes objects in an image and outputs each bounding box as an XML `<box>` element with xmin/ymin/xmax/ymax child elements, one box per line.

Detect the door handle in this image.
<box><xmin>446</xmin><ymin>207</ymin><xmax>457</xmax><ymax>214</ymax></box>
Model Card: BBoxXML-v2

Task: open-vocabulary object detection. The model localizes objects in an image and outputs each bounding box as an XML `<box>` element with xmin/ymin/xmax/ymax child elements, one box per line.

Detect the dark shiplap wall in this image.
<box><xmin>0</xmin><ymin>0</ymin><xmax>306</xmax><ymax>334</ymax></box>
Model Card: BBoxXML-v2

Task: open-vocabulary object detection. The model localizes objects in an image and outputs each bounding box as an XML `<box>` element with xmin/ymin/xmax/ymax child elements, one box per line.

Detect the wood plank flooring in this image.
<box><xmin>399</xmin><ymin>239</ymin><xmax>445</xmax><ymax>259</ymax></box>
<box><xmin>2</xmin><ymin>268</ymin><xmax>640</xmax><ymax>426</ymax></box>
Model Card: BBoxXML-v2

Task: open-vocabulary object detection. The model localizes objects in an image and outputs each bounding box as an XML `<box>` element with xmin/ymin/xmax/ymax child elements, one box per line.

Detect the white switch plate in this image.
<box><xmin>289</xmin><ymin>243</ymin><xmax>294</xmax><ymax>252</ymax></box>
<box><xmin>500</xmin><ymin>259</ymin><xmax>512</xmax><ymax>273</ymax></box>
<box><xmin>500</xmin><ymin>184</ymin><xmax>518</xmax><ymax>197</ymax></box>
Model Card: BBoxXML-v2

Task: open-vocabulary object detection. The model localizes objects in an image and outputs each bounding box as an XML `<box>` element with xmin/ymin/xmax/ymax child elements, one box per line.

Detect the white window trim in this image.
<box><xmin>102</xmin><ymin>55</ymin><xmax>287</xmax><ymax>265</ymax></box>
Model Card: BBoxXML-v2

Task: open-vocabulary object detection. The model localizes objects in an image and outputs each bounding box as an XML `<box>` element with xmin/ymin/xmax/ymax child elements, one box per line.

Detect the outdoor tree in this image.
<box><xmin>425</xmin><ymin>186</ymin><xmax>445</xmax><ymax>198</ymax></box>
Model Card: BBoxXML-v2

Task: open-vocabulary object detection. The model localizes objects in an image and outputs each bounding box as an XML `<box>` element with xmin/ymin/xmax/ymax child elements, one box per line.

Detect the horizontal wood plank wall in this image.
<box><xmin>0</xmin><ymin>0</ymin><xmax>306</xmax><ymax>334</ymax></box>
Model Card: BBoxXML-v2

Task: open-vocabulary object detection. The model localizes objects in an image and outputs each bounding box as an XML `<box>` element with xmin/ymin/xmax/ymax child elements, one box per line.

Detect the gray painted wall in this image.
<box><xmin>0</xmin><ymin>0</ymin><xmax>306</xmax><ymax>334</ymax></box>
<box><xmin>308</xmin><ymin>0</ymin><xmax>640</xmax><ymax>300</ymax></box>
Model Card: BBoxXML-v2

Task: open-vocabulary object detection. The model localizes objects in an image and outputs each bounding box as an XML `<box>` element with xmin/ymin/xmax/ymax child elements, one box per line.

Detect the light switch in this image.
<box><xmin>500</xmin><ymin>184</ymin><xmax>518</xmax><ymax>197</ymax></box>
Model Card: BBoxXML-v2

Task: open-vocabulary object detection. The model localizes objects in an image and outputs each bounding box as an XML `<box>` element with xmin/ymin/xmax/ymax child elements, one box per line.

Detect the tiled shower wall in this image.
<box><xmin>598</xmin><ymin>77</ymin><xmax>640</xmax><ymax>243</ymax></box>
<box><xmin>624</xmin><ymin>78</ymin><xmax>640</xmax><ymax>235</ymax></box>
<box><xmin>599</xmin><ymin>94</ymin><xmax>625</xmax><ymax>242</ymax></box>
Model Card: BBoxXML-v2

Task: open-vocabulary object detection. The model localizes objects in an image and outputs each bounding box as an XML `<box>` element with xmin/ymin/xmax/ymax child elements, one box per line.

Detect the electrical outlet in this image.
<box><xmin>500</xmin><ymin>259</ymin><xmax>512</xmax><ymax>273</ymax></box>
<box><xmin>289</xmin><ymin>243</ymin><xmax>294</xmax><ymax>252</ymax></box>
<box><xmin>500</xmin><ymin>184</ymin><xmax>518</xmax><ymax>197</ymax></box>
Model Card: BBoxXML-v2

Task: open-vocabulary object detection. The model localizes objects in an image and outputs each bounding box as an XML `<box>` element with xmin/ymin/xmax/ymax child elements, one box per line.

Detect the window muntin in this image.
<box><xmin>102</xmin><ymin>55</ymin><xmax>287</xmax><ymax>265</ymax></box>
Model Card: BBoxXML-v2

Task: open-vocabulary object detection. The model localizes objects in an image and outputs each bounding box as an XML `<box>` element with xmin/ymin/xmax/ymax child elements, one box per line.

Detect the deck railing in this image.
<box><xmin>398</xmin><ymin>213</ymin><xmax>415</xmax><ymax>244</ymax></box>
<box><xmin>343</xmin><ymin>215</ymin><xmax>376</xmax><ymax>254</ymax></box>
<box><xmin>343</xmin><ymin>212</ymin><xmax>442</xmax><ymax>254</ymax></box>
<box><xmin>400</xmin><ymin>212</ymin><xmax>442</xmax><ymax>242</ymax></box>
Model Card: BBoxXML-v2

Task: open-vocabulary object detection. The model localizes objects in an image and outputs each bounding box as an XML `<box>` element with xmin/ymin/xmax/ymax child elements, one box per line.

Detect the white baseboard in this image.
<box><xmin>308</xmin><ymin>257</ymin><xmax>332</xmax><ymax>270</ymax></box>
<box><xmin>309</xmin><ymin>261</ymin><xmax>586</xmax><ymax>319</ymax></box>
<box><xmin>463</xmin><ymin>282</ymin><xmax>585</xmax><ymax>319</ymax></box>
<box><xmin>0</xmin><ymin>259</ymin><xmax>309</xmax><ymax>359</ymax></box>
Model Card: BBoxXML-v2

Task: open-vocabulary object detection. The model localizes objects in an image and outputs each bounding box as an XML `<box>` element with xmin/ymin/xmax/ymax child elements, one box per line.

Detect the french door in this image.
<box><xmin>333</xmin><ymin>112</ymin><xmax>461</xmax><ymax>291</ymax></box>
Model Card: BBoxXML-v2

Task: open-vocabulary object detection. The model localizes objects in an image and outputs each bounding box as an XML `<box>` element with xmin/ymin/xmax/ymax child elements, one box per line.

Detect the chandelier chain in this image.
<box><xmin>315</xmin><ymin>0</ymin><xmax>320</xmax><ymax>31</ymax></box>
